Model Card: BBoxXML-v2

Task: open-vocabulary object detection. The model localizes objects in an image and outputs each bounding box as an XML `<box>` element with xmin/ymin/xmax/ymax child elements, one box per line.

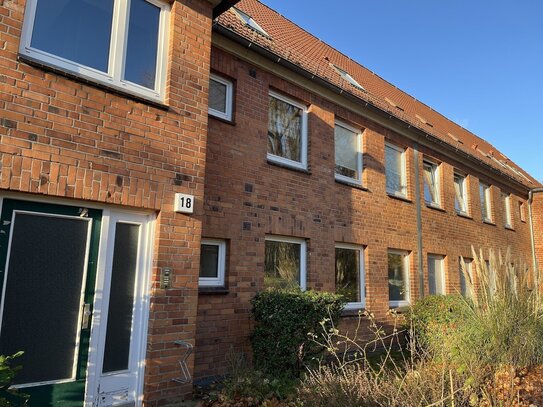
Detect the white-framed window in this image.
<box><xmin>520</xmin><ymin>201</ymin><xmax>527</xmax><ymax>223</ymax></box>
<box><xmin>264</xmin><ymin>235</ymin><xmax>307</xmax><ymax>290</ymax></box>
<box><xmin>423</xmin><ymin>160</ymin><xmax>440</xmax><ymax>207</ymax></box>
<box><xmin>232</xmin><ymin>7</ymin><xmax>270</xmax><ymax>37</ymax></box>
<box><xmin>385</xmin><ymin>143</ymin><xmax>407</xmax><ymax>198</ymax></box>
<box><xmin>331</xmin><ymin>65</ymin><xmax>365</xmax><ymax>91</ymax></box>
<box><xmin>459</xmin><ymin>257</ymin><xmax>473</xmax><ymax>298</ymax></box>
<box><xmin>20</xmin><ymin>0</ymin><xmax>170</xmax><ymax>102</ymax></box>
<box><xmin>427</xmin><ymin>254</ymin><xmax>445</xmax><ymax>295</ymax></box>
<box><xmin>335</xmin><ymin>243</ymin><xmax>365</xmax><ymax>310</ymax></box>
<box><xmin>388</xmin><ymin>249</ymin><xmax>410</xmax><ymax>307</ymax></box>
<box><xmin>480</xmin><ymin>183</ymin><xmax>492</xmax><ymax>222</ymax></box>
<box><xmin>486</xmin><ymin>260</ymin><xmax>496</xmax><ymax>295</ymax></box>
<box><xmin>208</xmin><ymin>74</ymin><xmax>233</xmax><ymax>121</ymax></box>
<box><xmin>267</xmin><ymin>91</ymin><xmax>308</xmax><ymax>170</ymax></box>
<box><xmin>334</xmin><ymin>121</ymin><xmax>363</xmax><ymax>184</ymax></box>
<box><xmin>199</xmin><ymin>239</ymin><xmax>226</xmax><ymax>287</ymax></box>
<box><xmin>502</xmin><ymin>193</ymin><xmax>512</xmax><ymax>228</ymax></box>
<box><xmin>454</xmin><ymin>172</ymin><xmax>468</xmax><ymax>215</ymax></box>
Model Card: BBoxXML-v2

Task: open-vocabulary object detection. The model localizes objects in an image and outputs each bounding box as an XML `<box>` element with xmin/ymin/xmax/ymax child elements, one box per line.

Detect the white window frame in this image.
<box><xmin>267</xmin><ymin>91</ymin><xmax>308</xmax><ymax>171</ymax></box>
<box><xmin>19</xmin><ymin>0</ymin><xmax>170</xmax><ymax>102</ymax></box>
<box><xmin>459</xmin><ymin>257</ymin><xmax>473</xmax><ymax>298</ymax></box>
<box><xmin>208</xmin><ymin>73</ymin><xmax>233</xmax><ymax>121</ymax></box>
<box><xmin>388</xmin><ymin>249</ymin><xmax>410</xmax><ymax>308</ymax></box>
<box><xmin>423</xmin><ymin>160</ymin><xmax>440</xmax><ymax>207</ymax></box>
<box><xmin>520</xmin><ymin>201</ymin><xmax>527</xmax><ymax>222</ymax></box>
<box><xmin>334</xmin><ymin>120</ymin><xmax>363</xmax><ymax>185</ymax></box>
<box><xmin>198</xmin><ymin>239</ymin><xmax>226</xmax><ymax>287</ymax></box>
<box><xmin>454</xmin><ymin>172</ymin><xmax>468</xmax><ymax>215</ymax></box>
<box><xmin>480</xmin><ymin>183</ymin><xmax>492</xmax><ymax>222</ymax></box>
<box><xmin>503</xmin><ymin>193</ymin><xmax>512</xmax><ymax>228</ymax></box>
<box><xmin>335</xmin><ymin>243</ymin><xmax>365</xmax><ymax>310</ymax></box>
<box><xmin>427</xmin><ymin>254</ymin><xmax>445</xmax><ymax>295</ymax></box>
<box><xmin>264</xmin><ymin>235</ymin><xmax>307</xmax><ymax>290</ymax></box>
<box><xmin>385</xmin><ymin>142</ymin><xmax>407</xmax><ymax>198</ymax></box>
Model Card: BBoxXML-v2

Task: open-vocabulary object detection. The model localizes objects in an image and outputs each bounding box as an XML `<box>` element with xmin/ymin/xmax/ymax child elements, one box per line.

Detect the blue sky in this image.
<box><xmin>262</xmin><ymin>0</ymin><xmax>543</xmax><ymax>182</ymax></box>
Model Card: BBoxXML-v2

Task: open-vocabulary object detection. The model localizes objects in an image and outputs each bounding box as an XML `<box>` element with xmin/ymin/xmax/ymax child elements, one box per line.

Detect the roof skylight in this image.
<box><xmin>332</xmin><ymin>65</ymin><xmax>365</xmax><ymax>91</ymax></box>
<box><xmin>232</xmin><ymin>8</ymin><xmax>270</xmax><ymax>37</ymax></box>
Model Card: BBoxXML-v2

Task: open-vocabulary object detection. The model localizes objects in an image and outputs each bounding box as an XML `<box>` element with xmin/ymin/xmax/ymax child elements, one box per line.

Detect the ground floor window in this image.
<box><xmin>264</xmin><ymin>236</ymin><xmax>306</xmax><ymax>290</ymax></box>
<box><xmin>388</xmin><ymin>250</ymin><xmax>410</xmax><ymax>307</ymax></box>
<box><xmin>335</xmin><ymin>244</ymin><xmax>365</xmax><ymax>309</ymax></box>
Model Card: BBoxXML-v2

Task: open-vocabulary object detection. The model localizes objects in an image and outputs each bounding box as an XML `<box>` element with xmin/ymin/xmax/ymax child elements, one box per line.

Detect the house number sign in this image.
<box><xmin>174</xmin><ymin>193</ymin><xmax>194</xmax><ymax>214</ymax></box>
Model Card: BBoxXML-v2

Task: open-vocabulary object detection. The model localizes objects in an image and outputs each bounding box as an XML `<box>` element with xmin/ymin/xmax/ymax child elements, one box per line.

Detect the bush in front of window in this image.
<box><xmin>250</xmin><ymin>289</ymin><xmax>345</xmax><ymax>377</ymax></box>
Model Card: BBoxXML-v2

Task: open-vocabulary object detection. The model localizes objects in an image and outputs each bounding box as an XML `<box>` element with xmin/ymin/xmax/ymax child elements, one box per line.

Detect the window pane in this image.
<box><xmin>454</xmin><ymin>174</ymin><xmax>466</xmax><ymax>213</ymax></box>
<box><xmin>268</xmin><ymin>96</ymin><xmax>303</xmax><ymax>162</ymax></box>
<box><xmin>459</xmin><ymin>259</ymin><xmax>472</xmax><ymax>297</ymax></box>
<box><xmin>124</xmin><ymin>0</ymin><xmax>160</xmax><ymax>89</ymax></box>
<box><xmin>0</xmin><ymin>213</ymin><xmax>89</xmax><ymax>385</ymax></box>
<box><xmin>335</xmin><ymin>125</ymin><xmax>359</xmax><ymax>179</ymax></box>
<box><xmin>209</xmin><ymin>79</ymin><xmax>227</xmax><ymax>113</ymax></box>
<box><xmin>31</xmin><ymin>0</ymin><xmax>114</xmax><ymax>72</ymax></box>
<box><xmin>388</xmin><ymin>252</ymin><xmax>407</xmax><ymax>301</ymax></box>
<box><xmin>102</xmin><ymin>223</ymin><xmax>139</xmax><ymax>373</ymax></box>
<box><xmin>200</xmin><ymin>244</ymin><xmax>219</xmax><ymax>278</ymax></box>
<box><xmin>428</xmin><ymin>256</ymin><xmax>444</xmax><ymax>295</ymax></box>
<box><xmin>480</xmin><ymin>184</ymin><xmax>489</xmax><ymax>220</ymax></box>
<box><xmin>265</xmin><ymin>240</ymin><xmax>300</xmax><ymax>289</ymax></box>
<box><xmin>385</xmin><ymin>145</ymin><xmax>404</xmax><ymax>194</ymax></box>
<box><xmin>335</xmin><ymin>248</ymin><xmax>360</xmax><ymax>303</ymax></box>
<box><xmin>423</xmin><ymin>163</ymin><xmax>438</xmax><ymax>204</ymax></box>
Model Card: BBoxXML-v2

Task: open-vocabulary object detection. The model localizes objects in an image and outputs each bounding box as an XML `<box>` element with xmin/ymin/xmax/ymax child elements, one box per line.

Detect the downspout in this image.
<box><xmin>414</xmin><ymin>144</ymin><xmax>425</xmax><ymax>298</ymax></box>
<box><xmin>528</xmin><ymin>187</ymin><xmax>543</xmax><ymax>293</ymax></box>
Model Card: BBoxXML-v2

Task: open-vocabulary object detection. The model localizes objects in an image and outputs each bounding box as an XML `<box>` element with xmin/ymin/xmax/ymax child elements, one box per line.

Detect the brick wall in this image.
<box><xmin>194</xmin><ymin>46</ymin><xmax>535</xmax><ymax>379</ymax></box>
<box><xmin>0</xmin><ymin>0</ymin><xmax>214</xmax><ymax>403</ymax></box>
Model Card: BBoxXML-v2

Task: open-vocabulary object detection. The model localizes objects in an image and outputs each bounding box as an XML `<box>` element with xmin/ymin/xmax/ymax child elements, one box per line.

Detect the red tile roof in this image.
<box><xmin>216</xmin><ymin>0</ymin><xmax>539</xmax><ymax>189</ymax></box>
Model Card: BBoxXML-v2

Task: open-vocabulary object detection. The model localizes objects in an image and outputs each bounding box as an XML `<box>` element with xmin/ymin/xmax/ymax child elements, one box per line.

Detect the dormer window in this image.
<box><xmin>232</xmin><ymin>7</ymin><xmax>270</xmax><ymax>37</ymax></box>
<box><xmin>332</xmin><ymin>65</ymin><xmax>365</xmax><ymax>91</ymax></box>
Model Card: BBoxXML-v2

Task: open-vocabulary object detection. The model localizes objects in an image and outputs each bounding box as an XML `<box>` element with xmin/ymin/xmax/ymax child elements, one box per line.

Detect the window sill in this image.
<box><xmin>198</xmin><ymin>286</ymin><xmax>229</xmax><ymax>295</ymax></box>
<box><xmin>19</xmin><ymin>54</ymin><xmax>169</xmax><ymax>110</ymax></box>
<box><xmin>456</xmin><ymin>211</ymin><xmax>472</xmax><ymax>220</ymax></box>
<box><xmin>335</xmin><ymin>178</ymin><xmax>368</xmax><ymax>192</ymax></box>
<box><xmin>483</xmin><ymin>219</ymin><xmax>496</xmax><ymax>226</ymax></box>
<box><xmin>341</xmin><ymin>308</ymin><xmax>366</xmax><ymax>318</ymax></box>
<box><xmin>208</xmin><ymin>113</ymin><xmax>235</xmax><ymax>126</ymax></box>
<box><xmin>267</xmin><ymin>158</ymin><xmax>311</xmax><ymax>175</ymax></box>
<box><xmin>505</xmin><ymin>225</ymin><xmax>515</xmax><ymax>231</ymax></box>
<box><xmin>425</xmin><ymin>203</ymin><xmax>445</xmax><ymax>212</ymax></box>
<box><xmin>389</xmin><ymin>305</ymin><xmax>410</xmax><ymax>314</ymax></box>
<box><xmin>387</xmin><ymin>193</ymin><xmax>411</xmax><ymax>203</ymax></box>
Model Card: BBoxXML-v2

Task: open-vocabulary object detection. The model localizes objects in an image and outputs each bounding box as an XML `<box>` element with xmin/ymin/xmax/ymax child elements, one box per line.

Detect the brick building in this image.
<box><xmin>0</xmin><ymin>0</ymin><xmax>542</xmax><ymax>405</ymax></box>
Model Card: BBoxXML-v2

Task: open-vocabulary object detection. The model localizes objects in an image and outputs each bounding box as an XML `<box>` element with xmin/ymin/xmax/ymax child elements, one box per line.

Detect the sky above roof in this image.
<box><xmin>260</xmin><ymin>0</ymin><xmax>543</xmax><ymax>182</ymax></box>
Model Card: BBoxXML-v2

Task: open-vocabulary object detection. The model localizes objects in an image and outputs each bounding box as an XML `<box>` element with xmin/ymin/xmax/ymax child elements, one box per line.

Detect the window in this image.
<box><xmin>335</xmin><ymin>244</ymin><xmax>365</xmax><ymax>310</ymax></box>
<box><xmin>423</xmin><ymin>161</ymin><xmax>440</xmax><ymax>207</ymax></box>
<box><xmin>209</xmin><ymin>74</ymin><xmax>233</xmax><ymax>121</ymax></box>
<box><xmin>459</xmin><ymin>258</ymin><xmax>473</xmax><ymax>297</ymax></box>
<box><xmin>454</xmin><ymin>172</ymin><xmax>468</xmax><ymax>214</ymax></box>
<box><xmin>334</xmin><ymin>121</ymin><xmax>362</xmax><ymax>184</ymax></box>
<box><xmin>264</xmin><ymin>236</ymin><xmax>306</xmax><ymax>290</ymax></box>
<box><xmin>385</xmin><ymin>143</ymin><xmax>407</xmax><ymax>197</ymax></box>
<box><xmin>20</xmin><ymin>0</ymin><xmax>169</xmax><ymax>102</ymax></box>
<box><xmin>486</xmin><ymin>260</ymin><xmax>496</xmax><ymax>295</ymax></box>
<box><xmin>232</xmin><ymin>7</ymin><xmax>270</xmax><ymax>37</ymax></box>
<box><xmin>388</xmin><ymin>250</ymin><xmax>409</xmax><ymax>307</ymax></box>
<box><xmin>520</xmin><ymin>201</ymin><xmax>527</xmax><ymax>222</ymax></box>
<box><xmin>427</xmin><ymin>254</ymin><xmax>445</xmax><ymax>295</ymax></box>
<box><xmin>502</xmin><ymin>193</ymin><xmax>512</xmax><ymax>228</ymax></box>
<box><xmin>480</xmin><ymin>183</ymin><xmax>492</xmax><ymax>222</ymax></box>
<box><xmin>267</xmin><ymin>91</ymin><xmax>308</xmax><ymax>170</ymax></box>
<box><xmin>199</xmin><ymin>239</ymin><xmax>226</xmax><ymax>287</ymax></box>
<box><xmin>331</xmin><ymin>65</ymin><xmax>365</xmax><ymax>91</ymax></box>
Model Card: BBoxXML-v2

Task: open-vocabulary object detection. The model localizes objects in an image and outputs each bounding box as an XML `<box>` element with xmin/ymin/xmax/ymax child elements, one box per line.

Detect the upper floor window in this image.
<box><xmin>20</xmin><ymin>0</ymin><xmax>169</xmax><ymax>102</ymax></box>
<box><xmin>264</xmin><ymin>236</ymin><xmax>307</xmax><ymax>290</ymax></box>
<box><xmin>385</xmin><ymin>143</ymin><xmax>407</xmax><ymax>198</ymax></box>
<box><xmin>209</xmin><ymin>74</ymin><xmax>233</xmax><ymax>121</ymax></box>
<box><xmin>388</xmin><ymin>250</ymin><xmax>410</xmax><ymax>307</ymax></box>
<box><xmin>454</xmin><ymin>172</ymin><xmax>468</xmax><ymax>215</ymax></box>
<box><xmin>199</xmin><ymin>239</ymin><xmax>226</xmax><ymax>287</ymax></box>
<box><xmin>427</xmin><ymin>254</ymin><xmax>445</xmax><ymax>295</ymax></box>
<box><xmin>335</xmin><ymin>244</ymin><xmax>365</xmax><ymax>310</ymax></box>
<box><xmin>502</xmin><ymin>193</ymin><xmax>512</xmax><ymax>228</ymax></box>
<box><xmin>520</xmin><ymin>201</ymin><xmax>527</xmax><ymax>223</ymax></box>
<box><xmin>334</xmin><ymin>121</ymin><xmax>363</xmax><ymax>184</ymax></box>
<box><xmin>267</xmin><ymin>91</ymin><xmax>308</xmax><ymax>170</ymax></box>
<box><xmin>480</xmin><ymin>183</ymin><xmax>492</xmax><ymax>223</ymax></box>
<box><xmin>423</xmin><ymin>161</ymin><xmax>440</xmax><ymax>207</ymax></box>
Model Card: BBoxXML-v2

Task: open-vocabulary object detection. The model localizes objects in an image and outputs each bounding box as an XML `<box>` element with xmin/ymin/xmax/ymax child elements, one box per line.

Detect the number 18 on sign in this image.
<box><xmin>174</xmin><ymin>193</ymin><xmax>194</xmax><ymax>214</ymax></box>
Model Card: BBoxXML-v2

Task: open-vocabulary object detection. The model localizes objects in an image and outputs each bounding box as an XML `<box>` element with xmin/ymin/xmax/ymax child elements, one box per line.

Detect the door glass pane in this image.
<box><xmin>102</xmin><ymin>223</ymin><xmax>139</xmax><ymax>373</ymax></box>
<box><xmin>124</xmin><ymin>0</ymin><xmax>160</xmax><ymax>89</ymax></box>
<box><xmin>31</xmin><ymin>0</ymin><xmax>114</xmax><ymax>72</ymax></box>
<box><xmin>0</xmin><ymin>213</ymin><xmax>90</xmax><ymax>385</ymax></box>
<box><xmin>200</xmin><ymin>244</ymin><xmax>219</xmax><ymax>278</ymax></box>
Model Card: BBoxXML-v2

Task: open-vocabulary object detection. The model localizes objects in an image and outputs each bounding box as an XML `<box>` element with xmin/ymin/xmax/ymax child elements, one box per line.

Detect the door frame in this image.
<box><xmin>0</xmin><ymin>193</ymin><xmax>155</xmax><ymax>406</ymax></box>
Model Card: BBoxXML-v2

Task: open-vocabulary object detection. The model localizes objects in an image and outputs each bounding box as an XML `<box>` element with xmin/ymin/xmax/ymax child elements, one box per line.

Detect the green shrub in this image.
<box><xmin>0</xmin><ymin>352</ymin><xmax>28</xmax><ymax>407</ymax></box>
<box><xmin>251</xmin><ymin>288</ymin><xmax>345</xmax><ymax>377</ymax></box>
<box><xmin>408</xmin><ymin>294</ymin><xmax>472</xmax><ymax>351</ymax></box>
